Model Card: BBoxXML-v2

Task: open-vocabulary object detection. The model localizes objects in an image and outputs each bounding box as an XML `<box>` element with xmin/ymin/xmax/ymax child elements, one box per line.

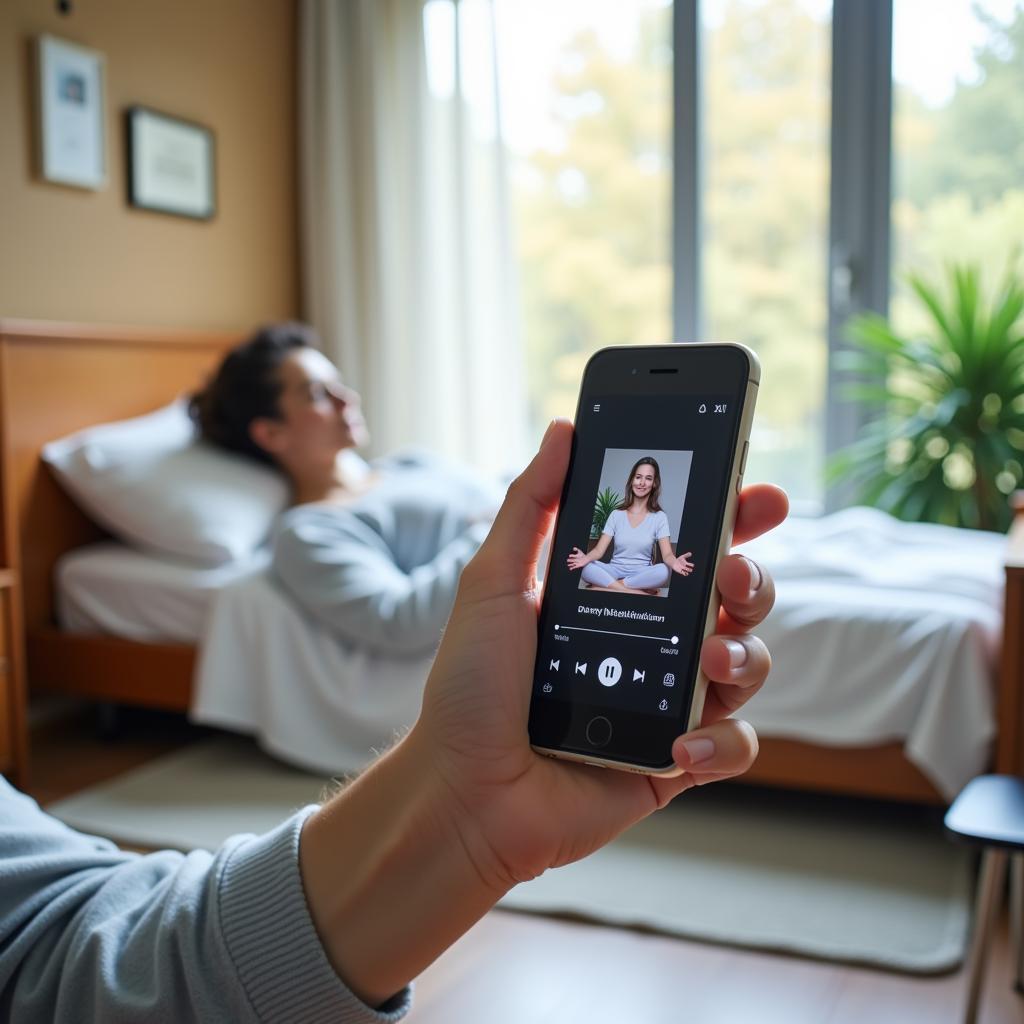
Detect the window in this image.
<box><xmin>495</xmin><ymin>0</ymin><xmax>673</xmax><ymax>428</ymax></box>
<box><xmin>496</xmin><ymin>0</ymin><xmax>831</xmax><ymax>506</ymax></box>
<box><xmin>891</xmin><ymin>0</ymin><xmax>1024</xmax><ymax>321</ymax></box>
<box><xmin>486</xmin><ymin>0</ymin><xmax>1022</xmax><ymax>506</ymax></box>
<box><xmin>702</xmin><ymin>0</ymin><xmax>832</xmax><ymax>504</ymax></box>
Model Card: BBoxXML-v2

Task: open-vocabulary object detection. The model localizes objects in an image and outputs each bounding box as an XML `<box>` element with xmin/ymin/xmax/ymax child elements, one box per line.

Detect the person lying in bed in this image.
<box><xmin>190</xmin><ymin>322</ymin><xmax>498</xmax><ymax>656</ymax></box>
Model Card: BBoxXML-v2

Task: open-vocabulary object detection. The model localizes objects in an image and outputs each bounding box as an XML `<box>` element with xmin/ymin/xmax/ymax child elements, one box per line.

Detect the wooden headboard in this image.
<box><xmin>0</xmin><ymin>319</ymin><xmax>243</xmax><ymax>633</ymax></box>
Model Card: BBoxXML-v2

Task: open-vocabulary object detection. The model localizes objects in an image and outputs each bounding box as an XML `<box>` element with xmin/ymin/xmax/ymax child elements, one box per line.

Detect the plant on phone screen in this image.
<box><xmin>828</xmin><ymin>260</ymin><xmax>1024</xmax><ymax>532</ymax></box>
<box><xmin>591</xmin><ymin>487</ymin><xmax>622</xmax><ymax>539</ymax></box>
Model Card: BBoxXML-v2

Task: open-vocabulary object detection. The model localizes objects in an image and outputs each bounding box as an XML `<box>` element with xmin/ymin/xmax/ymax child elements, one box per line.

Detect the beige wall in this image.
<box><xmin>0</xmin><ymin>0</ymin><xmax>298</xmax><ymax>330</ymax></box>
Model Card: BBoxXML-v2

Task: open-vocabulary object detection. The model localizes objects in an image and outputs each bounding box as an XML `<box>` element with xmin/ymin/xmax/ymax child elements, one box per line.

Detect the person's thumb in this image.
<box><xmin>475</xmin><ymin>417</ymin><xmax>572</xmax><ymax>591</ymax></box>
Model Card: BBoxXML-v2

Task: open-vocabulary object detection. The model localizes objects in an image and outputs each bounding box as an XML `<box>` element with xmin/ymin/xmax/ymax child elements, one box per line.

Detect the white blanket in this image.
<box><xmin>192</xmin><ymin>573</ymin><xmax>431</xmax><ymax>775</ymax></box>
<box><xmin>192</xmin><ymin>507</ymin><xmax>1006</xmax><ymax>798</ymax></box>
<box><xmin>736</xmin><ymin>508</ymin><xmax>1004</xmax><ymax>798</ymax></box>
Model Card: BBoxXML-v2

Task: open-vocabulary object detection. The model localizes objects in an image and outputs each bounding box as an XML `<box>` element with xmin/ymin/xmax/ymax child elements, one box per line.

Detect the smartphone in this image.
<box><xmin>528</xmin><ymin>342</ymin><xmax>759</xmax><ymax>776</ymax></box>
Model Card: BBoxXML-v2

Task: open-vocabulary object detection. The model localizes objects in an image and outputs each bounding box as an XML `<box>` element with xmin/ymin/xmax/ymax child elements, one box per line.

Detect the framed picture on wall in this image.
<box><xmin>36</xmin><ymin>35</ymin><xmax>107</xmax><ymax>190</ymax></box>
<box><xmin>126</xmin><ymin>106</ymin><xmax>216</xmax><ymax>220</ymax></box>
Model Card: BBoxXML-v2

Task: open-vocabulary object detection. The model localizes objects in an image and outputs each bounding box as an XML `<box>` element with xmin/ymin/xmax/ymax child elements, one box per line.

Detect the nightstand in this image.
<box><xmin>0</xmin><ymin>569</ymin><xmax>28</xmax><ymax>787</ymax></box>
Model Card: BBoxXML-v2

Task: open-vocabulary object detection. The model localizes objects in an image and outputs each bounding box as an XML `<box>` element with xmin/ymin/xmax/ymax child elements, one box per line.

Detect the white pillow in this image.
<box><xmin>42</xmin><ymin>401</ymin><xmax>290</xmax><ymax>566</ymax></box>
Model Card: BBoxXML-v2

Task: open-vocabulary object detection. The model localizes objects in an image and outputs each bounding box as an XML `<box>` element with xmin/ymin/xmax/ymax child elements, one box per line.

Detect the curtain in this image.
<box><xmin>298</xmin><ymin>0</ymin><xmax>528</xmax><ymax>479</ymax></box>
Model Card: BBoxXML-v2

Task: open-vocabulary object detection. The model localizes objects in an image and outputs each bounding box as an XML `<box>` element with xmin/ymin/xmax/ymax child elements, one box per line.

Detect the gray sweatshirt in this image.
<box><xmin>0</xmin><ymin>777</ymin><xmax>411</xmax><ymax>1023</ymax></box>
<box><xmin>272</xmin><ymin>451</ymin><xmax>500</xmax><ymax>656</ymax></box>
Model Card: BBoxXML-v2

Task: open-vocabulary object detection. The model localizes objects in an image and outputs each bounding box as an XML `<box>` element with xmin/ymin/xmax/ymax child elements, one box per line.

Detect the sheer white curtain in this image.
<box><xmin>298</xmin><ymin>0</ymin><xmax>528</xmax><ymax>478</ymax></box>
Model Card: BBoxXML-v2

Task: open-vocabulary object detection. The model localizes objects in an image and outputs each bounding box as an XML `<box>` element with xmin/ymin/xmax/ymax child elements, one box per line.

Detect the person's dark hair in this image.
<box><xmin>189</xmin><ymin>322</ymin><xmax>320</xmax><ymax>465</ymax></box>
<box><xmin>616</xmin><ymin>457</ymin><xmax>664</xmax><ymax>513</ymax></box>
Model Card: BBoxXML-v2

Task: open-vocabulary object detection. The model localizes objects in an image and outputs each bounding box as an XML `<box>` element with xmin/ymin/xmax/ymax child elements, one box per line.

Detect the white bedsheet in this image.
<box><xmin>192</xmin><ymin>573</ymin><xmax>431</xmax><ymax>775</ymax></box>
<box><xmin>736</xmin><ymin>508</ymin><xmax>1005</xmax><ymax>798</ymax></box>
<box><xmin>192</xmin><ymin>507</ymin><xmax>1005</xmax><ymax>797</ymax></box>
<box><xmin>56</xmin><ymin>543</ymin><xmax>271</xmax><ymax>643</ymax></box>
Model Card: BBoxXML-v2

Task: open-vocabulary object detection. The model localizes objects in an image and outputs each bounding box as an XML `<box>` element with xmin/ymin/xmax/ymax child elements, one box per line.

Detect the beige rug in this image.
<box><xmin>46</xmin><ymin>736</ymin><xmax>972</xmax><ymax>974</ymax></box>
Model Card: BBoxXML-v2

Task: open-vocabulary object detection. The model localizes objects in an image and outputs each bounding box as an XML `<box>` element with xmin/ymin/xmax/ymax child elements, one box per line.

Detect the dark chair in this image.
<box><xmin>944</xmin><ymin>775</ymin><xmax>1024</xmax><ymax>1023</ymax></box>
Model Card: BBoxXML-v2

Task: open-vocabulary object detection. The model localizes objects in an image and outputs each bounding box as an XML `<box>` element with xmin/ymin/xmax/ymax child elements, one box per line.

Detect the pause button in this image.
<box><xmin>597</xmin><ymin>657</ymin><xmax>622</xmax><ymax>687</ymax></box>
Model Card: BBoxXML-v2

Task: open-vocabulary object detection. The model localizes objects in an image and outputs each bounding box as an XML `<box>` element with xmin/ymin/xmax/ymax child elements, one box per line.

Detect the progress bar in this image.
<box><xmin>555</xmin><ymin>624</ymin><xmax>679</xmax><ymax>645</ymax></box>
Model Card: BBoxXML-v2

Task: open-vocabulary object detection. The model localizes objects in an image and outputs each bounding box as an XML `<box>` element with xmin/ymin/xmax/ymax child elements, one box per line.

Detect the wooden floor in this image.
<box><xmin>22</xmin><ymin>706</ymin><xmax>1024</xmax><ymax>1024</ymax></box>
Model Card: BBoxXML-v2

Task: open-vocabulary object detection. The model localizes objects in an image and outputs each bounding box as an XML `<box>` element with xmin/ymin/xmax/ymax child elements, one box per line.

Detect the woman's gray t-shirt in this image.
<box><xmin>602</xmin><ymin>508</ymin><xmax>671</xmax><ymax>576</ymax></box>
<box><xmin>272</xmin><ymin>451</ymin><xmax>500</xmax><ymax>657</ymax></box>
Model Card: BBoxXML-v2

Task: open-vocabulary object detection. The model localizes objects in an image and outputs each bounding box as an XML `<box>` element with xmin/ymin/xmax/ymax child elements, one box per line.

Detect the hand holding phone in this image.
<box><xmin>412</xmin><ymin>416</ymin><xmax>786</xmax><ymax>893</ymax></box>
<box><xmin>297</xmin><ymin>414</ymin><xmax>783</xmax><ymax>1010</ymax></box>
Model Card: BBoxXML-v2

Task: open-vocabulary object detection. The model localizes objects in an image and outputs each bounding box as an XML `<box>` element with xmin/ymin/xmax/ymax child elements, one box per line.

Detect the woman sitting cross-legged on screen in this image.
<box><xmin>566</xmin><ymin>457</ymin><xmax>694</xmax><ymax>595</ymax></box>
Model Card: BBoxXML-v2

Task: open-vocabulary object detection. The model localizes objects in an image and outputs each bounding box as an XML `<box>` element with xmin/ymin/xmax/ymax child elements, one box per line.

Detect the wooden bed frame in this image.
<box><xmin>0</xmin><ymin>320</ymin><xmax>240</xmax><ymax>722</ymax></box>
<box><xmin>1</xmin><ymin>318</ymin><xmax>1021</xmax><ymax>802</ymax></box>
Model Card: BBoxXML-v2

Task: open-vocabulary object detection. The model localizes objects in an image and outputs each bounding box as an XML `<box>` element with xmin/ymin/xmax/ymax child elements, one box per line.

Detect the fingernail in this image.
<box><xmin>680</xmin><ymin>737</ymin><xmax>716</xmax><ymax>765</ymax></box>
<box><xmin>742</xmin><ymin>556</ymin><xmax>762</xmax><ymax>593</ymax></box>
<box><xmin>723</xmin><ymin>638</ymin><xmax>748</xmax><ymax>668</ymax></box>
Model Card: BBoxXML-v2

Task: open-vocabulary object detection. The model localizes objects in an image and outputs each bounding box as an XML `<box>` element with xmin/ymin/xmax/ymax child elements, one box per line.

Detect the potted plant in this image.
<box><xmin>590</xmin><ymin>487</ymin><xmax>622</xmax><ymax>541</ymax></box>
<box><xmin>829</xmin><ymin>261</ymin><xmax>1024</xmax><ymax>532</ymax></box>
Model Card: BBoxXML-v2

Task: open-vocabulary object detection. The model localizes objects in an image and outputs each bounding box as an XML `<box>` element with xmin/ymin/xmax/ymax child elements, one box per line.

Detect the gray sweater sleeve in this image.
<box><xmin>0</xmin><ymin>778</ymin><xmax>411</xmax><ymax>1023</ymax></box>
<box><xmin>273</xmin><ymin>513</ymin><xmax>490</xmax><ymax>656</ymax></box>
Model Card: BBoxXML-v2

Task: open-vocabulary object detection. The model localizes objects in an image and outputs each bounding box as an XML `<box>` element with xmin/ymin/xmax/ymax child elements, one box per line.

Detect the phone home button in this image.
<box><xmin>585</xmin><ymin>716</ymin><xmax>613</xmax><ymax>748</ymax></box>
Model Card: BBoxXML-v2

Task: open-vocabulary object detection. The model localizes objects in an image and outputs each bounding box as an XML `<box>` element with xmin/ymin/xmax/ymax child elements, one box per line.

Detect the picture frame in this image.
<box><xmin>36</xmin><ymin>35</ymin><xmax>107</xmax><ymax>190</ymax></box>
<box><xmin>125</xmin><ymin>106</ymin><xmax>216</xmax><ymax>220</ymax></box>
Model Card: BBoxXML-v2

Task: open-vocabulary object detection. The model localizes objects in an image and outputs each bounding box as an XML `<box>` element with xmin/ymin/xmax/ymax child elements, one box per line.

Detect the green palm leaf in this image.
<box><xmin>829</xmin><ymin>260</ymin><xmax>1024</xmax><ymax>532</ymax></box>
<box><xmin>590</xmin><ymin>487</ymin><xmax>621</xmax><ymax>539</ymax></box>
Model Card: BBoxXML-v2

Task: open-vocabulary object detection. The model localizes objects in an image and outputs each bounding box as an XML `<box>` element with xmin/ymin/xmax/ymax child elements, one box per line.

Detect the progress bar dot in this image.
<box><xmin>671</xmin><ymin>636</ymin><xmax>678</xmax><ymax>644</ymax></box>
<box><xmin>555</xmin><ymin>625</ymin><xmax>559</xmax><ymax>631</ymax></box>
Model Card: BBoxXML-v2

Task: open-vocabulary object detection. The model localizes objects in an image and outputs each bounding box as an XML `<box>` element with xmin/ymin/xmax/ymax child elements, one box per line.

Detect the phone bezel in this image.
<box><xmin>528</xmin><ymin>342</ymin><xmax>759</xmax><ymax>775</ymax></box>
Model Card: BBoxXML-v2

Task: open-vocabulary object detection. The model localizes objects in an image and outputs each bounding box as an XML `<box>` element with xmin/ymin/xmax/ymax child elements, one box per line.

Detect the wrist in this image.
<box><xmin>298</xmin><ymin>726</ymin><xmax>505</xmax><ymax>1008</ymax></box>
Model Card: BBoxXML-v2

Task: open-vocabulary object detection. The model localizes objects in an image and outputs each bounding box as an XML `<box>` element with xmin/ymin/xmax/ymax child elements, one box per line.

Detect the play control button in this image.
<box><xmin>597</xmin><ymin>657</ymin><xmax>622</xmax><ymax>687</ymax></box>
<box><xmin>585</xmin><ymin>716</ymin><xmax>613</xmax><ymax>748</ymax></box>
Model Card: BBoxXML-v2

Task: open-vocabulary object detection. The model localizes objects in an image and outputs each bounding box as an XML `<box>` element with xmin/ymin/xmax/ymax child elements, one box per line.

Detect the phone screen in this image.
<box><xmin>529</xmin><ymin>345</ymin><xmax>754</xmax><ymax>771</ymax></box>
